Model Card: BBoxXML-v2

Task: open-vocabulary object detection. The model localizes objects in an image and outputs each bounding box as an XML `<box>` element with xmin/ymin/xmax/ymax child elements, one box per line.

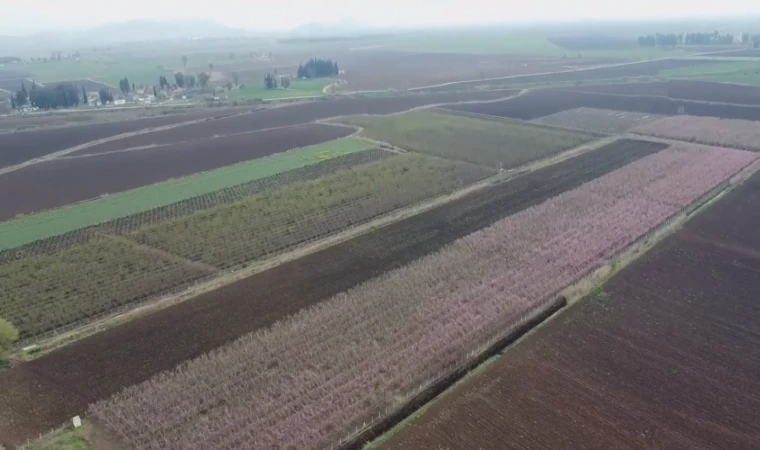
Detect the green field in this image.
<box><xmin>229</xmin><ymin>79</ymin><xmax>332</xmax><ymax>100</ymax></box>
<box><xmin>21</xmin><ymin>58</ymin><xmax>172</xmax><ymax>87</ymax></box>
<box><xmin>385</xmin><ymin>30</ymin><xmax>695</xmax><ymax>60</ymax></box>
<box><xmin>339</xmin><ymin>111</ymin><xmax>596</xmax><ymax>168</ymax></box>
<box><xmin>0</xmin><ymin>138</ymin><xmax>372</xmax><ymax>251</ymax></box>
<box><xmin>658</xmin><ymin>60</ymin><xmax>760</xmax><ymax>85</ymax></box>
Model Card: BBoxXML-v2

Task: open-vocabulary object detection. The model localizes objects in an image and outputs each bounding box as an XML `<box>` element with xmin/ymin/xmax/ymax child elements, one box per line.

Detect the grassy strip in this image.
<box><xmin>0</xmin><ymin>138</ymin><xmax>372</xmax><ymax>251</ymax></box>
<box><xmin>340</xmin><ymin>111</ymin><xmax>595</xmax><ymax>168</ymax></box>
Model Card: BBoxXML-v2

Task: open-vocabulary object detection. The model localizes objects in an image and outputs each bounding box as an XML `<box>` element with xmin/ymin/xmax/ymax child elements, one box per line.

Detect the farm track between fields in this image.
<box><xmin>0</xmin><ymin>137</ymin><xmax>664</xmax><ymax>447</ymax></box>
<box><xmin>379</xmin><ymin>167</ymin><xmax>760</xmax><ymax>450</ymax></box>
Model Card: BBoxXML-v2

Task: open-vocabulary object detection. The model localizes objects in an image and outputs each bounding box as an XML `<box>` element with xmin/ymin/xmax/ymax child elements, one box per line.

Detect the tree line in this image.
<box><xmin>637</xmin><ymin>31</ymin><xmax>747</xmax><ymax>47</ymax></box>
<box><xmin>297</xmin><ymin>58</ymin><xmax>339</xmax><ymax>79</ymax></box>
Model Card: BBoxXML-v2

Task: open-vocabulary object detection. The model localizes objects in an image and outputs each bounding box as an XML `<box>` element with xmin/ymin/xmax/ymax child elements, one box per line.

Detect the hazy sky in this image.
<box><xmin>3</xmin><ymin>0</ymin><xmax>760</xmax><ymax>34</ymax></box>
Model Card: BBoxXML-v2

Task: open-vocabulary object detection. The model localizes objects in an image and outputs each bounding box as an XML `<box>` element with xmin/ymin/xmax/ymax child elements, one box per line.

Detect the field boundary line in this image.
<box><xmin>330</xmin><ymin>154</ymin><xmax>760</xmax><ymax>450</ymax></box>
<box><xmin>95</xmin><ymin>232</ymin><xmax>219</xmax><ymax>274</ymax></box>
<box><xmin>13</xmin><ymin>136</ymin><xmax>613</xmax><ymax>355</ymax></box>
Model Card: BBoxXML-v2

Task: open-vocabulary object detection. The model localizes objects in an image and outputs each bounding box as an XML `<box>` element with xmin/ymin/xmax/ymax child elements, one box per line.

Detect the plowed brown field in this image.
<box><xmin>0</xmin><ymin>138</ymin><xmax>663</xmax><ymax>448</ymax></box>
<box><xmin>446</xmin><ymin>88</ymin><xmax>760</xmax><ymax>120</ymax></box>
<box><xmin>0</xmin><ymin>123</ymin><xmax>351</xmax><ymax>220</ymax></box>
<box><xmin>0</xmin><ymin>107</ymin><xmax>252</xmax><ymax>169</ymax></box>
<box><xmin>379</xmin><ymin>171</ymin><xmax>760</xmax><ymax>450</ymax></box>
<box><xmin>566</xmin><ymin>79</ymin><xmax>760</xmax><ymax>106</ymax></box>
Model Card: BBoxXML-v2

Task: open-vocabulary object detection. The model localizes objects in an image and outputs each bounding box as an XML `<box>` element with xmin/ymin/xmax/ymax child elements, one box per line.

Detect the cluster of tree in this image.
<box><xmin>297</xmin><ymin>58</ymin><xmax>339</xmax><ymax>79</ymax></box>
<box><xmin>264</xmin><ymin>73</ymin><xmax>291</xmax><ymax>90</ymax></box>
<box><xmin>161</xmin><ymin>72</ymin><xmax>207</xmax><ymax>92</ymax></box>
<box><xmin>264</xmin><ymin>73</ymin><xmax>279</xmax><ymax>90</ymax></box>
<box><xmin>12</xmin><ymin>82</ymin><xmax>81</xmax><ymax>110</ymax></box>
<box><xmin>99</xmin><ymin>88</ymin><xmax>114</xmax><ymax>105</ymax></box>
<box><xmin>119</xmin><ymin>77</ymin><xmax>132</xmax><ymax>94</ymax></box>
<box><xmin>684</xmin><ymin>32</ymin><xmax>736</xmax><ymax>45</ymax></box>
<box><xmin>637</xmin><ymin>31</ymin><xmax>740</xmax><ymax>47</ymax></box>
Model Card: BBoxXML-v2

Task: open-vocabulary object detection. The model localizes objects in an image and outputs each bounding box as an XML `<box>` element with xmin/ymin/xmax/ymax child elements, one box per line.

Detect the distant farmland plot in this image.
<box><xmin>631</xmin><ymin>115</ymin><xmax>760</xmax><ymax>151</ymax></box>
<box><xmin>228</xmin><ymin>79</ymin><xmax>331</xmax><ymax>100</ymax></box>
<box><xmin>133</xmin><ymin>153</ymin><xmax>494</xmax><ymax>268</ymax></box>
<box><xmin>339</xmin><ymin>111</ymin><xmax>596</xmax><ymax>168</ymax></box>
<box><xmin>531</xmin><ymin>108</ymin><xmax>664</xmax><ymax>134</ymax></box>
<box><xmin>445</xmin><ymin>88</ymin><xmax>760</xmax><ymax>121</ymax></box>
<box><xmin>0</xmin><ymin>137</ymin><xmax>373</xmax><ymax>251</ymax></box>
<box><xmin>88</xmin><ymin>144</ymin><xmax>756</xmax><ymax>450</ymax></box>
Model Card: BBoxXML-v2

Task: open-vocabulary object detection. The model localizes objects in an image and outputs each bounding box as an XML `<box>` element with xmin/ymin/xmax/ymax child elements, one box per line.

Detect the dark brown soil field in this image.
<box><xmin>445</xmin><ymin>88</ymin><xmax>760</xmax><ymax>120</ymax></box>
<box><xmin>337</xmin><ymin>52</ymin><xmax>618</xmax><ymax>90</ymax></box>
<box><xmin>427</xmin><ymin>58</ymin><xmax>732</xmax><ymax>90</ymax></box>
<box><xmin>0</xmin><ymin>77</ymin><xmax>30</xmax><ymax>93</ymax></box>
<box><xmin>0</xmin><ymin>123</ymin><xmax>351</xmax><ymax>220</ymax></box>
<box><xmin>566</xmin><ymin>79</ymin><xmax>760</xmax><ymax>106</ymax></box>
<box><xmin>380</xmin><ymin>171</ymin><xmax>760</xmax><ymax>450</ymax></box>
<box><xmin>41</xmin><ymin>79</ymin><xmax>116</xmax><ymax>93</ymax></box>
<box><xmin>72</xmin><ymin>90</ymin><xmax>519</xmax><ymax>155</ymax></box>
<box><xmin>0</xmin><ymin>107</ymin><xmax>253</xmax><ymax>169</ymax></box>
<box><xmin>0</xmin><ymin>138</ymin><xmax>664</xmax><ymax>448</ymax></box>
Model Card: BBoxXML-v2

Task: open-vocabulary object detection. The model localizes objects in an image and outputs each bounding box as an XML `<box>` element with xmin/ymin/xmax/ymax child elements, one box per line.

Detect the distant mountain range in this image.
<box><xmin>0</xmin><ymin>20</ymin><xmax>259</xmax><ymax>55</ymax></box>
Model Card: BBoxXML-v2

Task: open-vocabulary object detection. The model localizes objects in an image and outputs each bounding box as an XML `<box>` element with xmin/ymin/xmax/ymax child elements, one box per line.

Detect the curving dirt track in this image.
<box><xmin>379</xmin><ymin>171</ymin><xmax>760</xmax><ymax>450</ymax></box>
<box><xmin>446</xmin><ymin>88</ymin><xmax>760</xmax><ymax>120</ymax></box>
<box><xmin>0</xmin><ymin>139</ymin><xmax>664</xmax><ymax>448</ymax></box>
<box><xmin>565</xmin><ymin>79</ymin><xmax>760</xmax><ymax>106</ymax></box>
<box><xmin>0</xmin><ymin>123</ymin><xmax>351</xmax><ymax>220</ymax></box>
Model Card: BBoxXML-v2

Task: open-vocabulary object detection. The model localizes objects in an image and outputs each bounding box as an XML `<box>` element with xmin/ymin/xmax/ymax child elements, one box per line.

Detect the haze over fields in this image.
<box><xmin>4</xmin><ymin>0</ymin><xmax>760</xmax><ymax>35</ymax></box>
